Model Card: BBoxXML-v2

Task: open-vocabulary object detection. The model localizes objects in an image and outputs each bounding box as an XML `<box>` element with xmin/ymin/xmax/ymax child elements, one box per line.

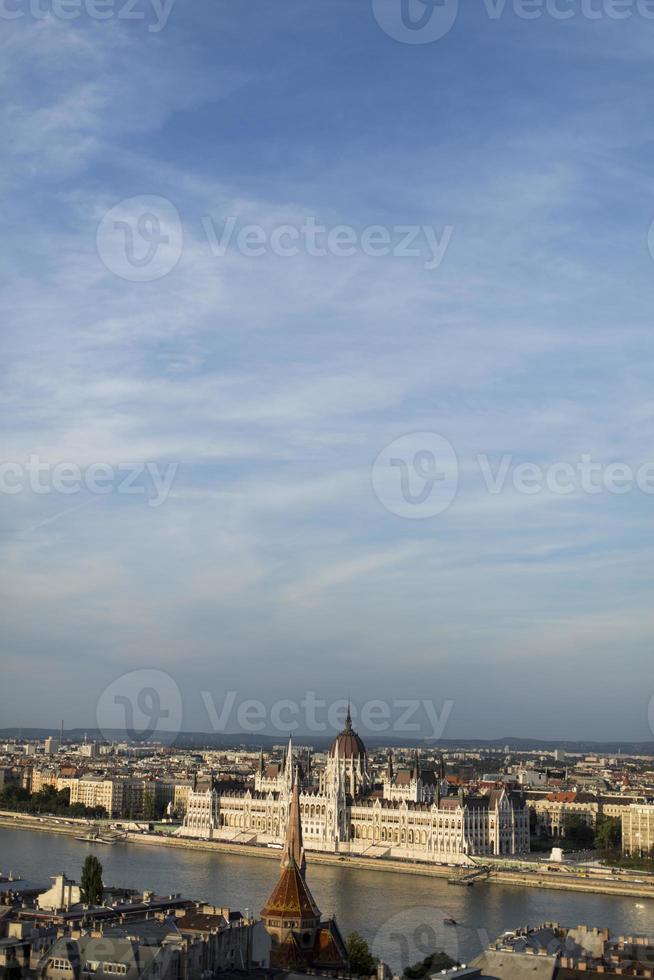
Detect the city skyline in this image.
<box><xmin>2</xmin><ymin>696</ymin><xmax>654</xmax><ymax>745</ymax></box>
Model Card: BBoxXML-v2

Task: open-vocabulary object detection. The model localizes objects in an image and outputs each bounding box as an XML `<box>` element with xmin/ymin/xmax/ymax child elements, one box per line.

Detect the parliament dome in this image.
<box><xmin>328</xmin><ymin>706</ymin><xmax>367</xmax><ymax>760</ymax></box>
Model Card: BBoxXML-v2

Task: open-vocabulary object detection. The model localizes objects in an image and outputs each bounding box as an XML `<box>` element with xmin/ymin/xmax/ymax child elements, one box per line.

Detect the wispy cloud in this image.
<box><xmin>1</xmin><ymin>2</ymin><xmax>654</xmax><ymax>738</ymax></box>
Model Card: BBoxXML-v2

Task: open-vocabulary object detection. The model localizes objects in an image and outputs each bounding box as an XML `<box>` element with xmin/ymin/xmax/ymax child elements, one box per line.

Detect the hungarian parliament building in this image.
<box><xmin>179</xmin><ymin>710</ymin><xmax>530</xmax><ymax>865</ymax></box>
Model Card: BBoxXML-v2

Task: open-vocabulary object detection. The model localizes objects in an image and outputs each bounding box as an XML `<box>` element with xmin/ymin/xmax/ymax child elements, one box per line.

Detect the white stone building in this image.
<box><xmin>179</xmin><ymin>709</ymin><xmax>530</xmax><ymax>864</ymax></box>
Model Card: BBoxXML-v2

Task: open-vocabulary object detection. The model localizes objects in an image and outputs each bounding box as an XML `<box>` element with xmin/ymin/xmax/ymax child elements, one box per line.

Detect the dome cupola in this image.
<box><xmin>328</xmin><ymin>704</ymin><xmax>367</xmax><ymax>761</ymax></box>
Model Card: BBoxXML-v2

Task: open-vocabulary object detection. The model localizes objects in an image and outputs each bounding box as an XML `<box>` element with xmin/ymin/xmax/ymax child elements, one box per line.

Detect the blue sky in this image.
<box><xmin>2</xmin><ymin>0</ymin><xmax>654</xmax><ymax>741</ymax></box>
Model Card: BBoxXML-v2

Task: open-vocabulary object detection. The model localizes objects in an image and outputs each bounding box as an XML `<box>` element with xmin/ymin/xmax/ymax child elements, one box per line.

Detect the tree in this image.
<box><xmin>80</xmin><ymin>855</ymin><xmax>104</xmax><ymax>906</ymax></box>
<box><xmin>142</xmin><ymin>788</ymin><xmax>157</xmax><ymax>821</ymax></box>
<box><xmin>56</xmin><ymin>788</ymin><xmax>71</xmax><ymax>807</ymax></box>
<box><xmin>0</xmin><ymin>785</ymin><xmax>29</xmax><ymax>806</ymax></box>
<box><xmin>596</xmin><ymin>816</ymin><xmax>621</xmax><ymax>851</ymax></box>
<box><xmin>347</xmin><ymin>932</ymin><xmax>377</xmax><ymax>976</ymax></box>
<box><xmin>0</xmin><ymin>784</ymin><xmax>103</xmax><ymax>819</ymax></box>
<box><xmin>404</xmin><ymin>952</ymin><xmax>458</xmax><ymax>979</ymax></box>
<box><xmin>564</xmin><ymin>813</ymin><xmax>595</xmax><ymax>847</ymax></box>
<box><xmin>31</xmin><ymin>785</ymin><xmax>67</xmax><ymax>814</ymax></box>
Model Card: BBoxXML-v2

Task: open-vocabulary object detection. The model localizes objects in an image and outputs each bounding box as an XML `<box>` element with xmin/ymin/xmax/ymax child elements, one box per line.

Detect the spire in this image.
<box><xmin>412</xmin><ymin>749</ymin><xmax>420</xmax><ymax>780</ymax></box>
<box><xmin>258</xmin><ymin>746</ymin><xmax>264</xmax><ymax>775</ymax></box>
<box><xmin>386</xmin><ymin>750</ymin><xmax>394</xmax><ymax>781</ymax></box>
<box><xmin>260</xmin><ymin>765</ymin><xmax>322</xmax><ymax>935</ymax></box>
<box><xmin>285</xmin><ymin>733</ymin><xmax>293</xmax><ymax>783</ymax></box>
<box><xmin>345</xmin><ymin>701</ymin><xmax>352</xmax><ymax>731</ymax></box>
<box><xmin>282</xmin><ymin>768</ymin><xmax>306</xmax><ymax>875</ymax></box>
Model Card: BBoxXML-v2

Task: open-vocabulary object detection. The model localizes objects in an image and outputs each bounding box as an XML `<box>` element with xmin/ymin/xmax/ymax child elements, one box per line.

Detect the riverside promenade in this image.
<box><xmin>2</xmin><ymin>809</ymin><xmax>654</xmax><ymax>901</ymax></box>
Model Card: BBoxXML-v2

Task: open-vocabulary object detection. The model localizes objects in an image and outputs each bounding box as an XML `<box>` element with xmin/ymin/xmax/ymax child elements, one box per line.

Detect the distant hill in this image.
<box><xmin>1</xmin><ymin>727</ymin><xmax>652</xmax><ymax>755</ymax></box>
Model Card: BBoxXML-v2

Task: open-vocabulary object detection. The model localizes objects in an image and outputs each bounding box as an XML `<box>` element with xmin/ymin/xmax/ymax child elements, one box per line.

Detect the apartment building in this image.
<box><xmin>622</xmin><ymin>804</ymin><xmax>654</xmax><ymax>857</ymax></box>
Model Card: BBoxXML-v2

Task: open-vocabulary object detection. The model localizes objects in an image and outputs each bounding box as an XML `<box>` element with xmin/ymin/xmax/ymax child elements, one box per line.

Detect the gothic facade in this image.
<box><xmin>179</xmin><ymin>712</ymin><xmax>530</xmax><ymax>865</ymax></box>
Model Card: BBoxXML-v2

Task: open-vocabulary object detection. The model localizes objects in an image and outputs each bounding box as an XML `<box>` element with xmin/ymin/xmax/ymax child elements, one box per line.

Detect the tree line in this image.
<box><xmin>0</xmin><ymin>783</ymin><xmax>107</xmax><ymax>819</ymax></box>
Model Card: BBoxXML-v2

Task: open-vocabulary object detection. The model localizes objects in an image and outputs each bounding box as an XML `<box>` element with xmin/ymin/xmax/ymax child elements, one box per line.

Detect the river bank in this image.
<box><xmin>2</xmin><ymin>811</ymin><xmax>654</xmax><ymax>901</ymax></box>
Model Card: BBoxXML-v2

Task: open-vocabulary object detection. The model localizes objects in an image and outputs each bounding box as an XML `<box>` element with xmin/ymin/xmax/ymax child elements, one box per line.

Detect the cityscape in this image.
<box><xmin>1</xmin><ymin>717</ymin><xmax>654</xmax><ymax>976</ymax></box>
<box><xmin>4</xmin><ymin>0</ymin><xmax>654</xmax><ymax>971</ymax></box>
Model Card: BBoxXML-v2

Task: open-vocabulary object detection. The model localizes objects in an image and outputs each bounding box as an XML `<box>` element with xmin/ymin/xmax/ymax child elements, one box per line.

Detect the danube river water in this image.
<box><xmin>1</xmin><ymin>828</ymin><xmax>652</xmax><ymax>971</ymax></box>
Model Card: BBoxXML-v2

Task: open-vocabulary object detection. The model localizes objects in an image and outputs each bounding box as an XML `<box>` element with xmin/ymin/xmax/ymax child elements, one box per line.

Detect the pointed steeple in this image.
<box><xmin>282</xmin><ymin>768</ymin><xmax>306</xmax><ymax>875</ymax></box>
<box><xmin>258</xmin><ymin>746</ymin><xmax>265</xmax><ymax>776</ymax></box>
<box><xmin>261</xmin><ymin>767</ymin><xmax>322</xmax><ymax>947</ymax></box>
<box><xmin>412</xmin><ymin>750</ymin><xmax>420</xmax><ymax>780</ymax></box>
<box><xmin>284</xmin><ymin>733</ymin><xmax>293</xmax><ymax>782</ymax></box>
<box><xmin>386</xmin><ymin>750</ymin><xmax>394</xmax><ymax>781</ymax></box>
<box><xmin>345</xmin><ymin>701</ymin><xmax>352</xmax><ymax>731</ymax></box>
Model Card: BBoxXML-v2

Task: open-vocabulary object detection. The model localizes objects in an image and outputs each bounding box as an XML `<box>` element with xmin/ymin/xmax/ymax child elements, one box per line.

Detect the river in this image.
<box><xmin>1</xmin><ymin>827</ymin><xmax>652</xmax><ymax>972</ymax></box>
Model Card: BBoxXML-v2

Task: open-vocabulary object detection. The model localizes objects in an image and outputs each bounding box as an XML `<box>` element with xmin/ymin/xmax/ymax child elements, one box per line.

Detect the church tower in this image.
<box><xmin>261</xmin><ymin>770</ymin><xmax>348</xmax><ymax>970</ymax></box>
<box><xmin>261</xmin><ymin>771</ymin><xmax>321</xmax><ymax>954</ymax></box>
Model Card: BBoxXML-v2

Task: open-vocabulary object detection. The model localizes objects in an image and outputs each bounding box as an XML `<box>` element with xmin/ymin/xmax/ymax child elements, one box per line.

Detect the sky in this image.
<box><xmin>2</xmin><ymin>0</ymin><xmax>654</xmax><ymax>742</ymax></box>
